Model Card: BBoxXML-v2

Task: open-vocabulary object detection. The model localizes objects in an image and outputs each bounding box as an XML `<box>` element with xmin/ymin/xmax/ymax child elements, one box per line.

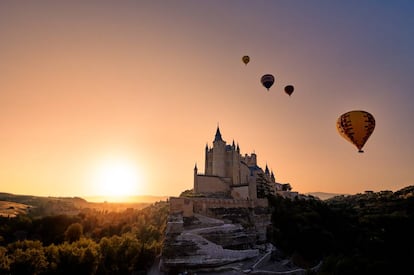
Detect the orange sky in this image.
<box><xmin>1</xmin><ymin>1</ymin><xmax>414</xmax><ymax>198</ymax></box>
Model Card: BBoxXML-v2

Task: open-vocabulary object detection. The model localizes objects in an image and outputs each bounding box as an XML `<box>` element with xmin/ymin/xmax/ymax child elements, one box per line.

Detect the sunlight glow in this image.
<box><xmin>92</xmin><ymin>158</ymin><xmax>142</xmax><ymax>199</ymax></box>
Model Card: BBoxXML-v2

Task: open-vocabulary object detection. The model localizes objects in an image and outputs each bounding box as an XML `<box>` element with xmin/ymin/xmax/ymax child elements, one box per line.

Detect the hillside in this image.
<box><xmin>0</xmin><ymin>201</ymin><xmax>31</xmax><ymax>218</ymax></box>
<box><xmin>268</xmin><ymin>185</ymin><xmax>414</xmax><ymax>274</ymax></box>
<box><xmin>306</xmin><ymin>192</ymin><xmax>348</xmax><ymax>200</ymax></box>
<box><xmin>0</xmin><ymin>192</ymin><xmax>155</xmax><ymax>217</ymax></box>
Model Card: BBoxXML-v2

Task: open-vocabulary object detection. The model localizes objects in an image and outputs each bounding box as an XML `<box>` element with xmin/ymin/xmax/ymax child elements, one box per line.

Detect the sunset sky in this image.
<box><xmin>1</xmin><ymin>1</ymin><xmax>414</xmax><ymax>199</ymax></box>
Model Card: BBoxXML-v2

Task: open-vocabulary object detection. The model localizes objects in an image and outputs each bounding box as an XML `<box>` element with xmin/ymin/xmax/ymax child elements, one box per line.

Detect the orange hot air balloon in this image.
<box><xmin>242</xmin><ymin>55</ymin><xmax>250</xmax><ymax>65</ymax></box>
<box><xmin>284</xmin><ymin>85</ymin><xmax>294</xmax><ymax>96</ymax></box>
<box><xmin>336</xmin><ymin>110</ymin><xmax>376</xmax><ymax>153</ymax></box>
<box><xmin>261</xmin><ymin>74</ymin><xmax>275</xmax><ymax>90</ymax></box>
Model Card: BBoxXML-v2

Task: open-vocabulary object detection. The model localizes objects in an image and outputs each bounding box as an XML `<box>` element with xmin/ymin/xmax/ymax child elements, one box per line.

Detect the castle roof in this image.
<box><xmin>214</xmin><ymin>127</ymin><xmax>224</xmax><ymax>142</ymax></box>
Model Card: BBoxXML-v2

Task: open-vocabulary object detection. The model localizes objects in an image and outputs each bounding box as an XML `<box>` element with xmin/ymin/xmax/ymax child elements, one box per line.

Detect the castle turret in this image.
<box><xmin>205</xmin><ymin>143</ymin><xmax>210</xmax><ymax>174</ymax></box>
<box><xmin>232</xmin><ymin>144</ymin><xmax>241</xmax><ymax>185</ymax></box>
<box><xmin>194</xmin><ymin>163</ymin><xmax>199</xmax><ymax>192</ymax></box>
<box><xmin>212</xmin><ymin>127</ymin><xmax>226</xmax><ymax>177</ymax></box>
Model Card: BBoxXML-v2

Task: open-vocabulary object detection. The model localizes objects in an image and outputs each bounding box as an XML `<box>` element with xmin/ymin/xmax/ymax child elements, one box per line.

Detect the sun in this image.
<box><xmin>92</xmin><ymin>158</ymin><xmax>142</xmax><ymax>199</ymax></box>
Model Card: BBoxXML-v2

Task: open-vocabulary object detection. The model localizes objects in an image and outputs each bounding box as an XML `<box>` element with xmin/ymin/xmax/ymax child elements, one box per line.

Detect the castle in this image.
<box><xmin>169</xmin><ymin>127</ymin><xmax>295</xmax><ymax>217</ymax></box>
<box><xmin>193</xmin><ymin>127</ymin><xmax>287</xmax><ymax>200</ymax></box>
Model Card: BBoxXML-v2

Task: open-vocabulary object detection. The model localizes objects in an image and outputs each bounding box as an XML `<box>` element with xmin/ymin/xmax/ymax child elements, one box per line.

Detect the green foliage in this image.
<box><xmin>0</xmin><ymin>201</ymin><xmax>169</xmax><ymax>274</ymax></box>
<box><xmin>65</xmin><ymin>223</ymin><xmax>83</xmax><ymax>243</ymax></box>
<box><xmin>179</xmin><ymin>189</ymin><xmax>205</xmax><ymax>197</ymax></box>
<box><xmin>50</xmin><ymin>238</ymin><xmax>100</xmax><ymax>275</ymax></box>
<box><xmin>0</xmin><ymin>246</ymin><xmax>10</xmax><ymax>273</ymax></box>
<box><xmin>9</xmin><ymin>247</ymin><xmax>49</xmax><ymax>275</ymax></box>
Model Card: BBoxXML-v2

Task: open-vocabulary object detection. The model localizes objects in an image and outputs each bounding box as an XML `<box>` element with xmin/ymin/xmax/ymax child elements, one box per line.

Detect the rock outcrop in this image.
<box><xmin>160</xmin><ymin>210</ymin><xmax>269</xmax><ymax>273</ymax></box>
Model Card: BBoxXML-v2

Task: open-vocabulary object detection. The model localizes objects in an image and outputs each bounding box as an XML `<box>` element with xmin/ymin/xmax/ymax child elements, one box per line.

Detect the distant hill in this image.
<box><xmin>306</xmin><ymin>192</ymin><xmax>348</xmax><ymax>200</ymax></box>
<box><xmin>0</xmin><ymin>192</ymin><xmax>87</xmax><ymax>206</ymax></box>
<box><xmin>0</xmin><ymin>192</ymin><xmax>165</xmax><ymax>217</ymax></box>
<box><xmin>84</xmin><ymin>195</ymin><xmax>169</xmax><ymax>203</ymax></box>
<box><xmin>0</xmin><ymin>192</ymin><xmax>91</xmax><ymax>217</ymax></box>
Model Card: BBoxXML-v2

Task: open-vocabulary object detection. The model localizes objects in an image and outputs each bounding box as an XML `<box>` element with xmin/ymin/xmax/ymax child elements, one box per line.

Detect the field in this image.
<box><xmin>0</xmin><ymin>201</ymin><xmax>31</xmax><ymax>218</ymax></box>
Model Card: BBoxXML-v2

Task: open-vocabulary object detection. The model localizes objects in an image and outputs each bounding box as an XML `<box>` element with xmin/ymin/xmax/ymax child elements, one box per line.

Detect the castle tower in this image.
<box><xmin>205</xmin><ymin>143</ymin><xmax>212</xmax><ymax>175</ymax></box>
<box><xmin>232</xmin><ymin>141</ymin><xmax>241</xmax><ymax>185</ymax></box>
<box><xmin>194</xmin><ymin>163</ymin><xmax>199</xmax><ymax>193</ymax></box>
<box><xmin>212</xmin><ymin>127</ymin><xmax>226</xmax><ymax>177</ymax></box>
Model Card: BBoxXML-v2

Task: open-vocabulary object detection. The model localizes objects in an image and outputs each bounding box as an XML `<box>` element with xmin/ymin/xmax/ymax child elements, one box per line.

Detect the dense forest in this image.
<box><xmin>1</xmin><ymin>186</ymin><xmax>414</xmax><ymax>274</ymax></box>
<box><xmin>0</xmin><ymin>201</ymin><xmax>169</xmax><ymax>274</ymax></box>
<box><xmin>268</xmin><ymin>186</ymin><xmax>414</xmax><ymax>274</ymax></box>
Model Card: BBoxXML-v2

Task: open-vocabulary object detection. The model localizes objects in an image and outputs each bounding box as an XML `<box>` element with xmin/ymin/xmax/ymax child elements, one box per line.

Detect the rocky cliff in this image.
<box><xmin>160</xmin><ymin>207</ymin><xmax>271</xmax><ymax>273</ymax></box>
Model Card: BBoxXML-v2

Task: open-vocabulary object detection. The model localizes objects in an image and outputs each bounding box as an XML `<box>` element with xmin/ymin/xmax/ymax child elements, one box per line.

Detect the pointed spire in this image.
<box><xmin>265</xmin><ymin>164</ymin><xmax>270</xmax><ymax>175</ymax></box>
<box><xmin>236</xmin><ymin>143</ymin><xmax>240</xmax><ymax>151</ymax></box>
<box><xmin>214</xmin><ymin>126</ymin><xmax>223</xmax><ymax>142</ymax></box>
<box><xmin>232</xmin><ymin>140</ymin><xmax>235</xmax><ymax>149</ymax></box>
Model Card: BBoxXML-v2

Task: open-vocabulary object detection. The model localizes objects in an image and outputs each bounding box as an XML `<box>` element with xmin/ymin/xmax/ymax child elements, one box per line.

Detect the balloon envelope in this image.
<box><xmin>261</xmin><ymin>74</ymin><xmax>275</xmax><ymax>90</ymax></box>
<box><xmin>242</xmin><ymin>55</ymin><xmax>250</xmax><ymax>65</ymax></box>
<box><xmin>284</xmin><ymin>85</ymin><xmax>294</xmax><ymax>96</ymax></box>
<box><xmin>336</xmin><ymin>110</ymin><xmax>375</xmax><ymax>153</ymax></box>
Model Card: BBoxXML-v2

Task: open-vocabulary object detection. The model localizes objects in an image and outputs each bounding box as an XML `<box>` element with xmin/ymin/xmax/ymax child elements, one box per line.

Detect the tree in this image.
<box><xmin>0</xmin><ymin>246</ymin><xmax>10</xmax><ymax>273</ymax></box>
<box><xmin>9</xmin><ymin>247</ymin><xmax>48</xmax><ymax>275</ymax></box>
<box><xmin>65</xmin><ymin>223</ymin><xmax>83</xmax><ymax>243</ymax></box>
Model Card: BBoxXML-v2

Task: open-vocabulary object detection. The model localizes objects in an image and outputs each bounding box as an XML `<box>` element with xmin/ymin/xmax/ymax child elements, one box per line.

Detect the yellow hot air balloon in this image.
<box><xmin>336</xmin><ymin>110</ymin><xmax>375</xmax><ymax>153</ymax></box>
<box><xmin>242</xmin><ymin>55</ymin><xmax>250</xmax><ymax>65</ymax></box>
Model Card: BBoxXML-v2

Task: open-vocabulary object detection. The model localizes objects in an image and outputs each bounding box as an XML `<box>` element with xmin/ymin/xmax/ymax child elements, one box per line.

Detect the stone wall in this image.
<box><xmin>170</xmin><ymin>197</ymin><xmax>194</xmax><ymax>217</ymax></box>
<box><xmin>169</xmin><ymin>197</ymin><xmax>269</xmax><ymax>217</ymax></box>
<box><xmin>195</xmin><ymin>175</ymin><xmax>230</xmax><ymax>194</ymax></box>
<box><xmin>231</xmin><ymin>185</ymin><xmax>249</xmax><ymax>199</ymax></box>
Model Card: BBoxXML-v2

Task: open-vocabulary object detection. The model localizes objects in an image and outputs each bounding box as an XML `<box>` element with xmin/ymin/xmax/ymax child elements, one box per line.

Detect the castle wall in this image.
<box><xmin>196</xmin><ymin>175</ymin><xmax>230</xmax><ymax>194</ymax></box>
<box><xmin>241</xmin><ymin>153</ymin><xmax>257</xmax><ymax>166</ymax></box>
<box><xmin>192</xmin><ymin>197</ymin><xmax>268</xmax><ymax>216</ymax></box>
<box><xmin>232</xmin><ymin>150</ymin><xmax>240</xmax><ymax>185</ymax></box>
<box><xmin>212</xmin><ymin>141</ymin><xmax>226</xmax><ymax>177</ymax></box>
<box><xmin>248</xmin><ymin>177</ymin><xmax>258</xmax><ymax>200</ymax></box>
<box><xmin>205</xmin><ymin>149</ymin><xmax>213</xmax><ymax>175</ymax></box>
<box><xmin>169</xmin><ymin>197</ymin><xmax>269</xmax><ymax>218</ymax></box>
<box><xmin>239</xmin><ymin>163</ymin><xmax>251</xmax><ymax>185</ymax></box>
<box><xmin>169</xmin><ymin>197</ymin><xmax>194</xmax><ymax>217</ymax></box>
<box><xmin>231</xmin><ymin>185</ymin><xmax>249</xmax><ymax>199</ymax></box>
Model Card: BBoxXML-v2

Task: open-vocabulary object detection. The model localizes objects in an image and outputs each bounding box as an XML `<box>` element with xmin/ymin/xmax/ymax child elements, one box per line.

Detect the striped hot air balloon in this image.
<box><xmin>336</xmin><ymin>110</ymin><xmax>376</xmax><ymax>153</ymax></box>
<box><xmin>261</xmin><ymin>74</ymin><xmax>275</xmax><ymax>91</ymax></box>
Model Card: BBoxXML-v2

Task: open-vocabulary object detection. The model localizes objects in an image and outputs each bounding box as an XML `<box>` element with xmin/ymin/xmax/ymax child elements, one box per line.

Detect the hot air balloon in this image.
<box><xmin>261</xmin><ymin>74</ymin><xmax>275</xmax><ymax>90</ymax></box>
<box><xmin>336</xmin><ymin>110</ymin><xmax>375</xmax><ymax>153</ymax></box>
<box><xmin>242</xmin><ymin>55</ymin><xmax>250</xmax><ymax>65</ymax></box>
<box><xmin>284</xmin><ymin>85</ymin><xmax>294</xmax><ymax>96</ymax></box>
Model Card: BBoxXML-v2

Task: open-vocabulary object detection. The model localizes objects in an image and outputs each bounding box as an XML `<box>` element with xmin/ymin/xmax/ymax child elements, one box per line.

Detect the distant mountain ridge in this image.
<box><xmin>84</xmin><ymin>195</ymin><xmax>169</xmax><ymax>203</ymax></box>
<box><xmin>0</xmin><ymin>192</ymin><xmax>169</xmax><ymax>204</ymax></box>
<box><xmin>307</xmin><ymin>186</ymin><xmax>414</xmax><ymax>201</ymax></box>
<box><xmin>0</xmin><ymin>192</ymin><xmax>169</xmax><ymax>217</ymax></box>
<box><xmin>306</xmin><ymin>192</ymin><xmax>348</xmax><ymax>200</ymax></box>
